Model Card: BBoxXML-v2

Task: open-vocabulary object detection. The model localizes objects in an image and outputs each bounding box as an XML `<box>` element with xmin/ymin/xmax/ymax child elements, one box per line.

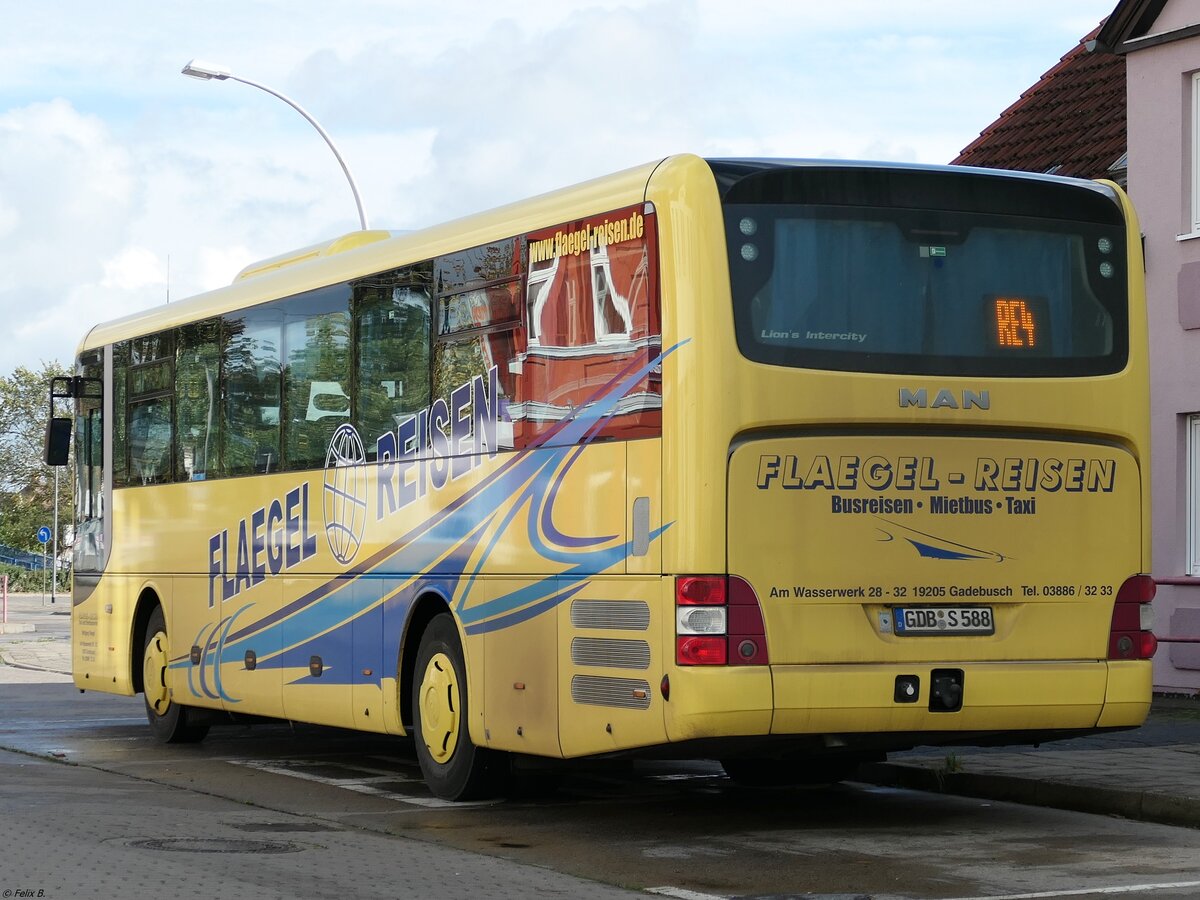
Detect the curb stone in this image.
<box><xmin>857</xmin><ymin>761</ymin><xmax>1200</xmax><ymax>829</ymax></box>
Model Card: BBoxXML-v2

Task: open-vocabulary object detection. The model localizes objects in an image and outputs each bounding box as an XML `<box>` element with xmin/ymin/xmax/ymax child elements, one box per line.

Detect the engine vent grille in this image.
<box><xmin>570</xmin><ymin>599</ymin><xmax>650</xmax><ymax>631</ymax></box>
<box><xmin>570</xmin><ymin>675</ymin><xmax>652</xmax><ymax>709</ymax></box>
<box><xmin>571</xmin><ymin>637</ymin><xmax>651</xmax><ymax>669</ymax></box>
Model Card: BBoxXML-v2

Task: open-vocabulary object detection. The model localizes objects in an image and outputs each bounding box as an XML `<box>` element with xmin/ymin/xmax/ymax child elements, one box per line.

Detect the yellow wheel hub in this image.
<box><xmin>143</xmin><ymin>630</ymin><xmax>171</xmax><ymax>717</ymax></box>
<box><xmin>418</xmin><ymin>652</ymin><xmax>460</xmax><ymax>764</ymax></box>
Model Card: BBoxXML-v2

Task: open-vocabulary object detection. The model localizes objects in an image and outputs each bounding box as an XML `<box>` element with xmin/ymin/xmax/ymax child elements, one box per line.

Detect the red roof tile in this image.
<box><xmin>952</xmin><ymin>23</ymin><xmax>1126</xmax><ymax>181</ymax></box>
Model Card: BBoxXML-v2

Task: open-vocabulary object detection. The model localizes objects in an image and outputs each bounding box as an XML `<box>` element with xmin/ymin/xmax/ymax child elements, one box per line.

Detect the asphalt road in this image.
<box><xmin>3</xmin><ymin>681</ymin><xmax>1200</xmax><ymax>900</ymax></box>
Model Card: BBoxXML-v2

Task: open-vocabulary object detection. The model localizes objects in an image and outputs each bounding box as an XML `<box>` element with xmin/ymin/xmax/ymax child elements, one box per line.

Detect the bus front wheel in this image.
<box><xmin>142</xmin><ymin>607</ymin><xmax>209</xmax><ymax>744</ymax></box>
<box><xmin>411</xmin><ymin>613</ymin><xmax>499</xmax><ymax>801</ymax></box>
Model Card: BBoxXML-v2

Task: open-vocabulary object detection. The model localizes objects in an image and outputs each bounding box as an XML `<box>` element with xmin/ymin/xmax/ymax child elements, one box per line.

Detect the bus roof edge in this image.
<box><xmin>233</xmin><ymin>229</ymin><xmax>392</xmax><ymax>282</ymax></box>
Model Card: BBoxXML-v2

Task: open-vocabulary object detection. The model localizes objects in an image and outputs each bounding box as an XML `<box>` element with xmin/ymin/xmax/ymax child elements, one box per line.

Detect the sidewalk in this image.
<box><xmin>2</xmin><ymin>590</ymin><xmax>1198</xmax><ymax>827</ymax></box>
<box><xmin>0</xmin><ymin>590</ymin><xmax>72</xmax><ymax>678</ymax></box>
<box><xmin>860</xmin><ymin>696</ymin><xmax>1200</xmax><ymax>828</ymax></box>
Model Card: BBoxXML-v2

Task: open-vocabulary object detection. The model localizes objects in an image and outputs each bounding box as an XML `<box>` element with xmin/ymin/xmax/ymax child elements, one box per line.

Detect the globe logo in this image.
<box><xmin>323</xmin><ymin>424</ymin><xmax>368</xmax><ymax>565</ymax></box>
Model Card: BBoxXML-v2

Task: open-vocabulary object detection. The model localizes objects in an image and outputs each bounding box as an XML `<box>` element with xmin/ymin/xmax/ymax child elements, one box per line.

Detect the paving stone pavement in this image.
<box><xmin>0</xmin><ymin>590</ymin><xmax>73</xmax><ymax>682</ymax></box>
<box><xmin>2</xmin><ymin>590</ymin><xmax>1197</xmax><ymax>827</ymax></box>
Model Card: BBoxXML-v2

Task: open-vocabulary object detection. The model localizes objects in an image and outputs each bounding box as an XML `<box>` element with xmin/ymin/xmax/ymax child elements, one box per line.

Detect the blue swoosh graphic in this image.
<box><xmin>875</xmin><ymin>517</ymin><xmax>1007</xmax><ymax>563</ymax></box>
<box><xmin>186</xmin><ymin>340</ymin><xmax>685</xmax><ymax>701</ymax></box>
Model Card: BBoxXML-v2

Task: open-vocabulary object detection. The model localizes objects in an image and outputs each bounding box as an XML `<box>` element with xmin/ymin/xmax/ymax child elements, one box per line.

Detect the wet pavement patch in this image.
<box><xmin>127</xmin><ymin>837</ymin><xmax>306</xmax><ymax>853</ymax></box>
<box><xmin>230</xmin><ymin>821</ymin><xmax>338</xmax><ymax>833</ymax></box>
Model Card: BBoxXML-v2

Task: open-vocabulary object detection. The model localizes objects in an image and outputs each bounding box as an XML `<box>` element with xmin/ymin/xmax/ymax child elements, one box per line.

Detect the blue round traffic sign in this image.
<box><xmin>36</xmin><ymin>526</ymin><xmax>51</xmax><ymax>544</ymax></box>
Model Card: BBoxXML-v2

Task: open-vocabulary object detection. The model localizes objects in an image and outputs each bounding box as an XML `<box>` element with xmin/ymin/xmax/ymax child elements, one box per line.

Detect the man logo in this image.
<box><xmin>323</xmin><ymin>424</ymin><xmax>368</xmax><ymax>565</ymax></box>
<box><xmin>899</xmin><ymin>388</ymin><xmax>990</xmax><ymax>410</ymax></box>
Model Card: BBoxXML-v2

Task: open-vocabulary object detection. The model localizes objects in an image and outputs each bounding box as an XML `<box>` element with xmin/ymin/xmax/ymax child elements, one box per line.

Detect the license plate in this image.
<box><xmin>894</xmin><ymin>606</ymin><xmax>994</xmax><ymax>635</ymax></box>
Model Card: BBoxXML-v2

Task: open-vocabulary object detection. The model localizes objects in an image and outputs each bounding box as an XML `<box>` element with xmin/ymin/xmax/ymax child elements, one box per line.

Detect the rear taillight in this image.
<box><xmin>1108</xmin><ymin>574</ymin><xmax>1157</xmax><ymax>660</ymax></box>
<box><xmin>676</xmin><ymin>636</ymin><xmax>727</xmax><ymax>665</ymax></box>
<box><xmin>675</xmin><ymin>575</ymin><xmax>767</xmax><ymax>666</ymax></box>
<box><xmin>676</xmin><ymin>576</ymin><xmax>726</xmax><ymax>605</ymax></box>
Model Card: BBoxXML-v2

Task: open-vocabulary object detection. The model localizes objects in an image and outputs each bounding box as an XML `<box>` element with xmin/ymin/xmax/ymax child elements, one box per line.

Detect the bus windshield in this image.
<box><xmin>723</xmin><ymin>171</ymin><xmax>1129</xmax><ymax>377</ymax></box>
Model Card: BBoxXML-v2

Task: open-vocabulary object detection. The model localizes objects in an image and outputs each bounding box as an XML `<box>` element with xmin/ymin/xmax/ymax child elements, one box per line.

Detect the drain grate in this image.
<box><xmin>128</xmin><ymin>838</ymin><xmax>305</xmax><ymax>854</ymax></box>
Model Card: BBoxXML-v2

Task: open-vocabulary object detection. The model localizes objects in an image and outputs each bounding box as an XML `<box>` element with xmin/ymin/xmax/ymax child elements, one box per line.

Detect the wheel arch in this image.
<box><xmin>130</xmin><ymin>586</ymin><xmax>164</xmax><ymax>694</ymax></box>
<box><xmin>398</xmin><ymin>590</ymin><xmax>455</xmax><ymax>729</ymax></box>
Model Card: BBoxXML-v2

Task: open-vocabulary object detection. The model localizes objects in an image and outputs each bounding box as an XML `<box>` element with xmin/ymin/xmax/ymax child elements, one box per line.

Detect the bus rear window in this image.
<box><xmin>722</xmin><ymin>172</ymin><xmax>1129</xmax><ymax>377</ymax></box>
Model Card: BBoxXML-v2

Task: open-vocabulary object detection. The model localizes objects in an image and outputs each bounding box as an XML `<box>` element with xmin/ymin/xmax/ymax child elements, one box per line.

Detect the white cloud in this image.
<box><xmin>102</xmin><ymin>246</ymin><xmax>165</xmax><ymax>291</ymax></box>
<box><xmin>0</xmin><ymin>200</ymin><xmax>17</xmax><ymax>241</ymax></box>
<box><xmin>0</xmin><ymin>100</ymin><xmax>141</xmax><ymax>366</ymax></box>
<box><xmin>0</xmin><ymin>100</ymin><xmax>136</xmax><ymax>252</ymax></box>
<box><xmin>0</xmin><ymin>0</ymin><xmax>1118</xmax><ymax>372</ymax></box>
<box><xmin>197</xmin><ymin>246</ymin><xmax>257</xmax><ymax>291</ymax></box>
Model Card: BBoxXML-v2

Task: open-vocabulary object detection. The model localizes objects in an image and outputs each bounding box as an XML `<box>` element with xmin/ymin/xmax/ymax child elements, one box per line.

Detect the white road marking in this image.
<box><xmin>224</xmin><ymin>758</ymin><xmax>498</xmax><ymax>808</ymax></box>
<box><xmin>645</xmin><ymin>888</ymin><xmax>727</xmax><ymax>900</ymax></box>
<box><xmin>941</xmin><ymin>881</ymin><xmax>1200</xmax><ymax>900</ymax></box>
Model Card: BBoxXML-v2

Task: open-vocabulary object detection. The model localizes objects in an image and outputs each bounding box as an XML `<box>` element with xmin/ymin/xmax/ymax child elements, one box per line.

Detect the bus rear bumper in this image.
<box><xmin>662</xmin><ymin>660</ymin><xmax>1152</xmax><ymax>745</ymax></box>
<box><xmin>768</xmin><ymin>661</ymin><xmax>1151</xmax><ymax>734</ymax></box>
<box><xmin>1096</xmin><ymin>659</ymin><xmax>1153</xmax><ymax>728</ymax></box>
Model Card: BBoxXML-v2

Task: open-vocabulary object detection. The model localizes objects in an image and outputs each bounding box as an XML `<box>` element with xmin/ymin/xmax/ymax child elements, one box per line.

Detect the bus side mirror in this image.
<box><xmin>44</xmin><ymin>417</ymin><xmax>71</xmax><ymax>467</ymax></box>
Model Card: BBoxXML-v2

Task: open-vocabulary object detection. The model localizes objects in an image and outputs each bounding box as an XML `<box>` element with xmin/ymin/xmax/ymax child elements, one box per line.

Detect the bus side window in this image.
<box><xmin>127</xmin><ymin>332</ymin><xmax>175</xmax><ymax>485</ymax></box>
<box><xmin>282</xmin><ymin>284</ymin><xmax>352</xmax><ymax>471</ymax></box>
<box><xmin>354</xmin><ymin>265</ymin><xmax>433</xmax><ymax>459</ymax></box>
<box><xmin>432</xmin><ymin>329</ymin><xmax>519</xmax><ymax>452</ymax></box>
<box><xmin>175</xmin><ymin>319</ymin><xmax>221</xmax><ymax>481</ymax></box>
<box><xmin>74</xmin><ymin>405</ymin><xmax>101</xmax><ymax>517</ymax></box>
<box><xmin>128</xmin><ymin>397</ymin><xmax>173</xmax><ymax>485</ymax></box>
<box><xmin>222</xmin><ymin>307</ymin><xmax>282</xmax><ymax>477</ymax></box>
<box><xmin>112</xmin><ymin>341</ymin><xmax>129</xmax><ymax>487</ymax></box>
<box><xmin>522</xmin><ymin>207</ymin><xmax>662</xmax><ymax>447</ymax></box>
<box><xmin>433</xmin><ymin>242</ymin><xmax>523</xmax><ymax>452</ymax></box>
<box><xmin>73</xmin><ymin>351</ymin><xmax>105</xmax><ymax>574</ymax></box>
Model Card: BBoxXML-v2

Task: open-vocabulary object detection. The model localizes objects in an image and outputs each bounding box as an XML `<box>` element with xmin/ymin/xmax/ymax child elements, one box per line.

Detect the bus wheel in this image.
<box><xmin>142</xmin><ymin>607</ymin><xmax>209</xmax><ymax>744</ymax></box>
<box><xmin>412</xmin><ymin>613</ymin><xmax>498</xmax><ymax>801</ymax></box>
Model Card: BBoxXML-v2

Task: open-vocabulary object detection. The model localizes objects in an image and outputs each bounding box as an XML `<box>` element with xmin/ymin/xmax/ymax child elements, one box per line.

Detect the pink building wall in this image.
<box><xmin>1124</xmin><ymin>0</ymin><xmax>1200</xmax><ymax>690</ymax></box>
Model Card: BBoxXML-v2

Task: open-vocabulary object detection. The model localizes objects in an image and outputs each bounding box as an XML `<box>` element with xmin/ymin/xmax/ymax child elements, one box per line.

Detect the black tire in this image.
<box><xmin>720</xmin><ymin>756</ymin><xmax>858</xmax><ymax>787</ymax></box>
<box><xmin>411</xmin><ymin>613</ymin><xmax>499</xmax><ymax>801</ymax></box>
<box><xmin>142</xmin><ymin>607</ymin><xmax>209</xmax><ymax>744</ymax></box>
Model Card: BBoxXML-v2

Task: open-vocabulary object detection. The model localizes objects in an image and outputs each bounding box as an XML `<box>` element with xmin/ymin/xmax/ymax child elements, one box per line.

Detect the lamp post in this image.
<box><xmin>51</xmin><ymin>467</ymin><xmax>57</xmax><ymax>604</ymax></box>
<box><xmin>181</xmin><ymin>59</ymin><xmax>369</xmax><ymax>230</ymax></box>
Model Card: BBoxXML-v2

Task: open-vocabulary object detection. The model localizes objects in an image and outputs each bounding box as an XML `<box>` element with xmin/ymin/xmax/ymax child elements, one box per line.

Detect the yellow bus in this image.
<box><xmin>48</xmin><ymin>155</ymin><xmax>1156</xmax><ymax>800</ymax></box>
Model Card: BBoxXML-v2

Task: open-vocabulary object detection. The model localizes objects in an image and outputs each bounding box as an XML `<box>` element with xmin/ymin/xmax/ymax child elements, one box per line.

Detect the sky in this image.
<box><xmin>0</xmin><ymin>0</ymin><xmax>1118</xmax><ymax>372</ymax></box>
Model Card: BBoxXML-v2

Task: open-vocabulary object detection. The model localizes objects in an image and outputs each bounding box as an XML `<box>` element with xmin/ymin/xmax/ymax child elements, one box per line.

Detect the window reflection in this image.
<box><xmin>128</xmin><ymin>397</ymin><xmax>173</xmax><ymax>485</ymax></box>
<box><xmin>223</xmin><ymin>307</ymin><xmax>282</xmax><ymax>475</ymax></box>
<box><xmin>283</xmin><ymin>286</ymin><xmax>351</xmax><ymax>471</ymax></box>
<box><xmin>106</xmin><ymin>209</ymin><xmax>662</xmax><ymax>487</ymax></box>
<box><xmin>354</xmin><ymin>266</ymin><xmax>432</xmax><ymax>457</ymax></box>
<box><xmin>176</xmin><ymin>320</ymin><xmax>220</xmax><ymax>481</ymax></box>
<box><xmin>521</xmin><ymin>207</ymin><xmax>661</xmax><ymax>446</ymax></box>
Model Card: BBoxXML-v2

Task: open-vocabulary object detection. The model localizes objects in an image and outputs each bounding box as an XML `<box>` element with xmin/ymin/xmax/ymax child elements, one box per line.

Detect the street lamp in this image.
<box><xmin>51</xmin><ymin>466</ymin><xmax>58</xmax><ymax>604</ymax></box>
<box><xmin>181</xmin><ymin>59</ymin><xmax>370</xmax><ymax>230</ymax></box>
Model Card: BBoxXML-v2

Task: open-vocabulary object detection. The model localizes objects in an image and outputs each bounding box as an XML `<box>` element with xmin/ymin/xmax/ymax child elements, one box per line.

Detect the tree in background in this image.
<box><xmin>0</xmin><ymin>362</ymin><xmax>73</xmax><ymax>583</ymax></box>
